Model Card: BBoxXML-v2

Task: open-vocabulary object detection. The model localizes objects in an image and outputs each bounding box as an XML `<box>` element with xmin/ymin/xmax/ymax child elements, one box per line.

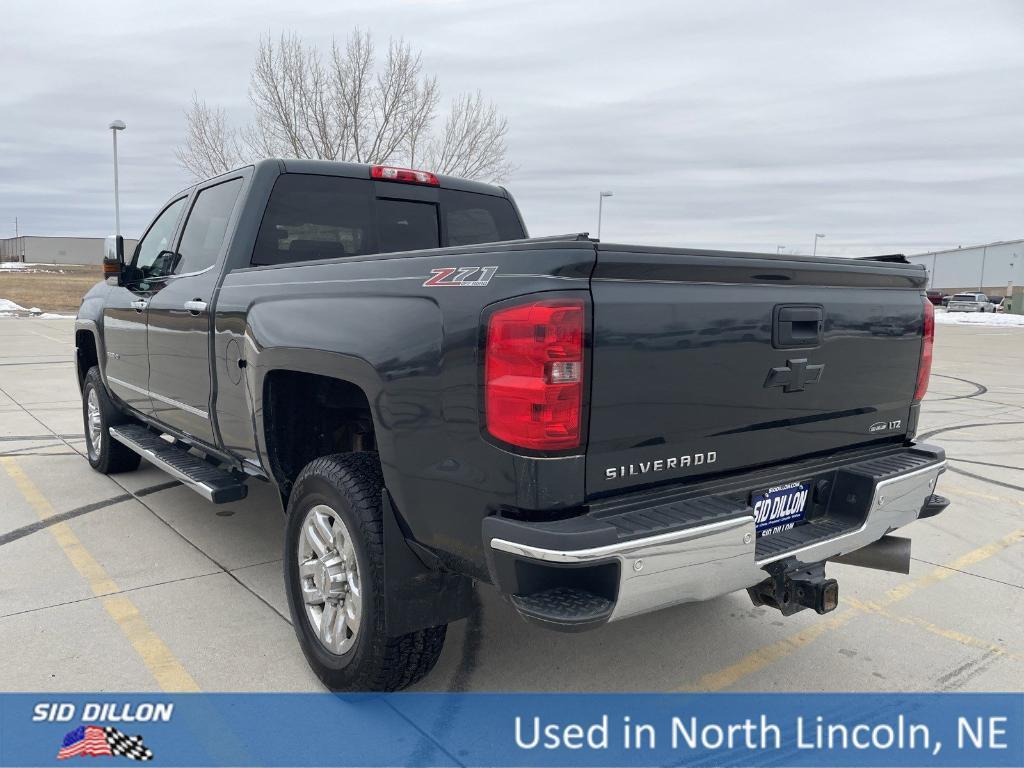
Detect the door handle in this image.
<box><xmin>183</xmin><ymin>299</ymin><xmax>208</xmax><ymax>315</ymax></box>
<box><xmin>773</xmin><ymin>304</ymin><xmax>824</xmax><ymax>348</ymax></box>
<box><xmin>130</xmin><ymin>299</ymin><xmax>148</xmax><ymax>312</ymax></box>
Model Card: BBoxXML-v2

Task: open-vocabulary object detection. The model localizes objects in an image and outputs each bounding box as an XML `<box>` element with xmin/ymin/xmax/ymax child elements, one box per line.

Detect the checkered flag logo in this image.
<box><xmin>57</xmin><ymin>725</ymin><xmax>154</xmax><ymax>761</ymax></box>
<box><xmin>105</xmin><ymin>726</ymin><xmax>154</xmax><ymax>761</ymax></box>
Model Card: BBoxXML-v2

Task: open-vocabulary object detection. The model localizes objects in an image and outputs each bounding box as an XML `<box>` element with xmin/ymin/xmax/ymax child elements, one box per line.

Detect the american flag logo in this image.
<box><xmin>57</xmin><ymin>725</ymin><xmax>154</xmax><ymax>761</ymax></box>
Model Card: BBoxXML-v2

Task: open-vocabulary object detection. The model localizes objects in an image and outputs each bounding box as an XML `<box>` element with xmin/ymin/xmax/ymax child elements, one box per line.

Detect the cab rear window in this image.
<box><xmin>251</xmin><ymin>173</ymin><xmax>524</xmax><ymax>266</ymax></box>
<box><xmin>441</xmin><ymin>189</ymin><xmax>525</xmax><ymax>247</ymax></box>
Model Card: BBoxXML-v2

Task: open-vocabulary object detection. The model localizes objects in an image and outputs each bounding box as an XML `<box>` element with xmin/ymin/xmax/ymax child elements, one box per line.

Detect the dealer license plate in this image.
<box><xmin>751</xmin><ymin>480</ymin><xmax>810</xmax><ymax>538</ymax></box>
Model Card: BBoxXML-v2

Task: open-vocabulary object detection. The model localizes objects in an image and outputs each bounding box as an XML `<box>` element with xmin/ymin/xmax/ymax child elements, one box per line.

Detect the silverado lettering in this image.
<box><xmin>604</xmin><ymin>451</ymin><xmax>718</xmax><ymax>480</ymax></box>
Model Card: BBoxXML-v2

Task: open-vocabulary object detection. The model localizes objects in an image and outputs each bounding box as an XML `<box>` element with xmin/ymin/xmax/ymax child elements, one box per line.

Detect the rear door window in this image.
<box><xmin>174</xmin><ymin>178</ymin><xmax>243</xmax><ymax>274</ymax></box>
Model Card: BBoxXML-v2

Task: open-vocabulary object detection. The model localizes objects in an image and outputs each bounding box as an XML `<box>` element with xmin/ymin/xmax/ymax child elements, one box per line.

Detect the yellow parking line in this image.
<box><xmin>680</xmin><ymin>528</ymin><xmax>1024</xmax><ymax>691</ymax></box>
<box><xmin>678</xmin><ymin>609</ymin><xmax>861</xmax><ymax>692</ymax></box>
<box><xmin>1</xmin><ymin>457</ymin><xmax>200</xmax><ymax>692</ymax></box>
<box><xmin>943</xmin><ymin>483</ymin><xmax>1024</xmax><ymax>508</ymax></box>
<box><xmin>880</xmin><ymin>529</ymin><xmax>1024</xmax><ymax>604</ymax></box>
<box><xmin>847</xmin><ymin>598</ymin><xmax>1024</xmax><ymax>663</ymax></box>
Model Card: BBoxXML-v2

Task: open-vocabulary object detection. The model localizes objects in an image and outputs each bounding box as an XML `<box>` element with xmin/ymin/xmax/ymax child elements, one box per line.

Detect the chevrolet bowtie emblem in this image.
<box><xmin>764</xmin><ymin>358</ymin><xmax>824</xmax><ymax>393</ymax></box>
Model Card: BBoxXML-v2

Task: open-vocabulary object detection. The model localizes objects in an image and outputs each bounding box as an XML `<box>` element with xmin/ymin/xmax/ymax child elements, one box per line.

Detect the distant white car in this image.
<box><xmin>947</xmin><ymin>293</ymin><xmax>996</xmax><ymax>313</ymax></box>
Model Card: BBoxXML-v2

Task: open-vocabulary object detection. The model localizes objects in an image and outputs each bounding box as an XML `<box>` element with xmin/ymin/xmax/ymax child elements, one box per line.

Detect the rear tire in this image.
<box><xmin>283</xmin><ymin>452</ymin><xmax>447</xmax><ymax>691</ymax></box>
<box><xmin>82</xmin><ymin>366</ymin><xmax>141</xmax><ymax>474</ymax></box>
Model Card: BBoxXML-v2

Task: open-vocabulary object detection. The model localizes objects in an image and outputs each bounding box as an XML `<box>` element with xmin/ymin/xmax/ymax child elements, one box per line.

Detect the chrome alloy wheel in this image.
<box><xmin>297</xmin><ymin>504</ymin><xmax>362</xmax><ymax>654</ymax></box>
<box><xmin>86</xmin><ymin>388</ymin><xmax>102</xmax><ymax>460</ymax></box>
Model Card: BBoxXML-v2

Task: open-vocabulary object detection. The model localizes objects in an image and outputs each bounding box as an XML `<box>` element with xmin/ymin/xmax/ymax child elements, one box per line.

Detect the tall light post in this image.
<box><xmin>812</xmin><ymin>233</ymin><xmax>825</xmax><ymax>256</ymax></box>
<box><xmin>597</xmin><ymin>191</ymin><xmax>613</xmax><ymax>240</ymax></box>
<box><xmin>109</xmin><ymin>120</ymin><xmax>126</xmax><ymax>237</ymax></box>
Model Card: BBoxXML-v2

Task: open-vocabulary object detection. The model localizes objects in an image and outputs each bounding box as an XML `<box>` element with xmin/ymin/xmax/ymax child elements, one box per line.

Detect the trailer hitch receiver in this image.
<box><xmin>748</xmin><ymin>560</ymin><xmax>838</xmax><ymax>616</ymax></box>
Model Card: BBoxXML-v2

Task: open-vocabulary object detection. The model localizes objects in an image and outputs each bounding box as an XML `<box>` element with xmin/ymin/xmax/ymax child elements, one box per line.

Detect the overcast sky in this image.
<box><xmin>2</xmin><ymin>0</ymin><xmax>1023</xmax><ymax>256</ymax></box>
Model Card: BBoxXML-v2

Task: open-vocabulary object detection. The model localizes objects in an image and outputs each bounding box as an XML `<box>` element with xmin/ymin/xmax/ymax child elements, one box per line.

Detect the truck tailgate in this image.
<box><xmin>586</xmin><ymin>246</ymin><xmax>928</xmax><ymax>496</ymax></box>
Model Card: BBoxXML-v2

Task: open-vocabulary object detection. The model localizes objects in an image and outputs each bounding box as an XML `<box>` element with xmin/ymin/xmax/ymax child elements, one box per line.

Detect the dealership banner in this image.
<box><xmin>1</xmin><ymin>693</ymin><xmax>1020</xmax><ymax>767</ymax></box>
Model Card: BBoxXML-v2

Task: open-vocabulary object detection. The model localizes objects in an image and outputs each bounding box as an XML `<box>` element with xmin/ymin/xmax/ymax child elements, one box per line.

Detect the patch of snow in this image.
<box><xmin>0</xmin><ymin>262</ymin><xmax>70</xmax><ymax>273</ymax></box>
<box><xmin>0</xmin><ymin>298</ymin><xmax>72</xmax><ymax>319</ymax></box>
<box><xmin>0</xmin><ymin>298</ymin><xmax>28</xmax><ymax>313</ymax></box>
<box><xmin>935</xmin><ymin>310</ymin><xmax>1024</xmax><ymax>328</ymax></box>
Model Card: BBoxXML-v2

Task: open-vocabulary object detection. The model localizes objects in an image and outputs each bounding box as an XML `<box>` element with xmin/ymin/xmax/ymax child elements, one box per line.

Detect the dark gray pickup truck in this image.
<box><xmin>76</xmin><ymin>159</ymin><xmax>948</xmax><ymax>690</ymax></box>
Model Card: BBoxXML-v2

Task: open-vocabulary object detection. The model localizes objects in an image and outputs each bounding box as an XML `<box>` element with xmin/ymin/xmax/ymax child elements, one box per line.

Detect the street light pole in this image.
<box><xmin>109</xmin><ymin>120</ymin><xmax>126</xmax><ymax>237</ymax></box>
<box><xmin>813</xmin><ymin>233</ymin><xmax>825</xmax><ymax>257</ymax></box>
<box><xmin>597</xmin><ymin>191</ymin><xmax>613</xmax><ymax>240</ymax></box>
<box><xmin>777</xmin><ymin>245</ymin><xmax>785</xmax><ymax>254</ymax></box>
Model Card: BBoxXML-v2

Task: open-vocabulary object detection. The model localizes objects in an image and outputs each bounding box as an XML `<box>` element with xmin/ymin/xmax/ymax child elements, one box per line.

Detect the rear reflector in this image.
<box><xmin>370</xmin><ymin>165</ymin><xmax>439</xmax><ymax>186</ymax></box>
<box><xmin>484</xmin><ymin>298</ymin><xmax>585</xmax><ymax>451</ymax></box>
<box><xmin>914</xmin><ymin>296</ymin><xmax>934</xmax><ymax>401</ymax></box>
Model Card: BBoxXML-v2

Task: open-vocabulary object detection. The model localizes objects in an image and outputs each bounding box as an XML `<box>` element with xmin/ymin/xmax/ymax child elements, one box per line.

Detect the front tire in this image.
<box><xmin>82</xmin><ymin>366</ymin><xmax>141</xmax><ymax>474</ymax></box>
<box><xmin>283</xmin><ymin>452</ymin><xmax>447</xmax><ymax>691</ymax></box>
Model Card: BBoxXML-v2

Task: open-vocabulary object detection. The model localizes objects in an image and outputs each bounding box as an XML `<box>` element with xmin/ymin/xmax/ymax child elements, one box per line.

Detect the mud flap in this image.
<box><xmin>382</xmin><ymin>490</ymin><xmax>475</xmax><ymax>636</ymax></box>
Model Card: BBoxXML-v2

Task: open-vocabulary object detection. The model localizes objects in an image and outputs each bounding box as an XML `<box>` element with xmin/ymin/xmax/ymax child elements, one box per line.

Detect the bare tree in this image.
<box><xmin>174</xmin><ymin>96</ymin><xmax>246</xmax><ymax>179</ymax></box>
<box><xmin>426</xmin><ymin>91</ymin><xmax>513</xmax><ymax>181</ymax></box>
<box><xmin>177</xmin><ymin>30</ymin><xmax>510</xmax><ymax>182</ymax></box>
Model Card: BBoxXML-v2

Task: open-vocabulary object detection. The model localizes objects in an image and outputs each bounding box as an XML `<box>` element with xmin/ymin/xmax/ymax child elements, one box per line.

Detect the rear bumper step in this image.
<box><xmin>485</xmin><ymin>444</ymin><xmax>946</xmax><ymax>630</ymax></box>
<box><xmin>109</xmin><ymin>425</ymin><xmax>248</xmax><ymax>504</ymax></box>
<box><xmin>510</xmin><ymin>588</ymin><xmax>613</xmax><ymax>632</ymax></box>
<box><xmin>919</xmin><ymin>493</ymin><xmax>950</xmax><ymax>519</ymax></box>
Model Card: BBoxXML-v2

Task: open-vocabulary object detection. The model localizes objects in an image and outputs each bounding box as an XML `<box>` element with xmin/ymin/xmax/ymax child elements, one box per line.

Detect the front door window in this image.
<box><xmin>131</xmin><ymin>197</ymin><xmax>188</xmax><ymax>281</ymax></box>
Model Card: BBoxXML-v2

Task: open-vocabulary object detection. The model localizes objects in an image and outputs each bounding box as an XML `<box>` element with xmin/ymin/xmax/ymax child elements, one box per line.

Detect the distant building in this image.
<box><xmin>907</xmin><ymin>239</ymin><xmax>1021</xmax><ymax>297</ymax></box>
<box><xmin>0</xmin><ymin>236</ymin><xmax>139</xmax><ymax>266</ymax></box>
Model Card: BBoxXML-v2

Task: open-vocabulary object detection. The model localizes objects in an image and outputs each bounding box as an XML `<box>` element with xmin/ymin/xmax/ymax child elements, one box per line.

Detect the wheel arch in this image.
<box><xmin>74</xmin><ymin>324</ymin><xmax>101</xmax><ymax>393</ymax></box>
<box><xmin>252</xmin><ymin>348</ymin><xmax>390</xmax><ymax>502</ymax></box>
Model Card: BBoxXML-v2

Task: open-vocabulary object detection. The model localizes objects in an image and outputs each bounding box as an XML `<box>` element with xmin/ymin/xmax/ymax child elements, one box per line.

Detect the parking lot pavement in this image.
<box><xmin>0</xmin><ymin>316</ymin><xmax>1021</xmax><ymax>692</ymax></box>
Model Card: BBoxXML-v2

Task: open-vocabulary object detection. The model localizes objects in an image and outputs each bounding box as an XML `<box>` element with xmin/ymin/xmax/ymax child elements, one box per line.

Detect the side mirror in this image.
<box><xmin>103</xmin><ymin>235</ymin><xmax>124</xmax><ymax>285</ymax></box>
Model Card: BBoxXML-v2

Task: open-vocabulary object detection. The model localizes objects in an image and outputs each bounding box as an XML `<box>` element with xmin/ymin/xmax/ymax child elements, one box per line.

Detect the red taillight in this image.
<box><xmin>914</xmin><ymin>296</ymin><xmax>934</xmax><ymax>401</ymax></box>
<box><xmin>370</xmin><ymin>165</ymin><xmax>439</xmax><ymax>186</ymax></box>
<box><xmin>484</xmin><ymin>298</ymin><xmax>585</xmax><ymax>451</ymax></box>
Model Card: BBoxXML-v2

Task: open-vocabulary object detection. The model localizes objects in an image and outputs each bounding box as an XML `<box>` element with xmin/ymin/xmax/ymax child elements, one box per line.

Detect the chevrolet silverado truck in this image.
<box><xmin>76</xmin><ymin>159</ymin><xmax>949</xmax><ymax>690</ymax></box>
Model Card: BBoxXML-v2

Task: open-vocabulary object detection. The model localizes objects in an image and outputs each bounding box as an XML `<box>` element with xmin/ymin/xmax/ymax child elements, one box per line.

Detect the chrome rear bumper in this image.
<box><xmin>487</xmin><ymin>447</ymin><xmax>947</xmax><ymax>627</ymax></box>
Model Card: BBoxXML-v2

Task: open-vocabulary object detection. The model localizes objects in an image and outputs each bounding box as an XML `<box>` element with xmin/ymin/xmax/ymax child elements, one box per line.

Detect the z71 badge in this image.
<box><xmin>423</xmin><ymin>266</ymin><xmax>498</xmax><ymax>287</ymax></box>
